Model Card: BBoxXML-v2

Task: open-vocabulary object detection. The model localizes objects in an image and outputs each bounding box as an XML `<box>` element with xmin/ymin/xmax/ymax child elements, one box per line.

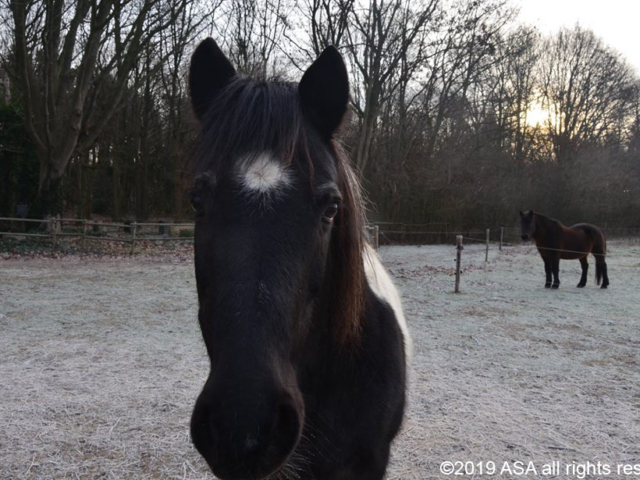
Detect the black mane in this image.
<box><xmin>534</xmin><ymin>212</ymin><xmax>562</xmax><ymax>227</ymax></box>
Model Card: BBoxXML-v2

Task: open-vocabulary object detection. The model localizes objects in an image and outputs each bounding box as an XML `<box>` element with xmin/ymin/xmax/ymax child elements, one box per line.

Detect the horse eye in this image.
<box><xmin>322</xmin><ymin>203</ymin><xmax>339</xmax><ymax>224</ymax></box>
<box><xmin>191</xmin><ymin>195</ymin><xmax>204</xmax><ymax>213</ymax></box>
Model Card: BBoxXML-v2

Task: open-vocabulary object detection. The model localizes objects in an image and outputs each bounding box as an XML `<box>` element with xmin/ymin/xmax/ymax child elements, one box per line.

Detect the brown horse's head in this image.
<box><xmin>519</xmin><ymin>210</ymin><xmax>535</xmax><ymax>240</ymax></box>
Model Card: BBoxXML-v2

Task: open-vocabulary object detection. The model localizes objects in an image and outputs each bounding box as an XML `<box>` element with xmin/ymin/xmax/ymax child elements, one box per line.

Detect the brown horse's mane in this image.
<box><xmin>328</xmin><ymin>140</ymin><xmax>365</xmax><ymax>345</ymax></box>
<box><xmin>192</xmin><ymin>75</ymin><xmax>365</xmax><ymax>346</ymax></box>
<box><xmin>534</xmin><ymin>212</ymin><xmax>562</xmax><ymax>229</ymax></box>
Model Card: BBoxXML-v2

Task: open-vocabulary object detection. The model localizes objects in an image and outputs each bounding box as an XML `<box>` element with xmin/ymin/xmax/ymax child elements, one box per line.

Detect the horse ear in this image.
<box><xmin>299</xmin><ymin>46</ymin><xmax>349</xmax><ymax>139</ymax></box>
<box><xmin>189</xmin><ymin>38</ymin><xmax>236</xmax><ymax>122</ymax></box>
<box><xmin>519</xmin><ymin>210</ymin><xmax>524</xmax><ymax>217</ymax></box>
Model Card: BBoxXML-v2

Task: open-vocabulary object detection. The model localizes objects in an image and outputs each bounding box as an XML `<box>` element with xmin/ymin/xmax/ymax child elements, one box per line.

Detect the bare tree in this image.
<box><xmin>346</xmin><ymin>0</ymin><xmax>439</xmax><ymax>173</ymax></box>
<box><xmin>2</xmin><ymin>0</ymin><xmax>639</xmax><ymax>230</ymax></box>
<box><xmin>472</xmin><ymin>26</ymin><xmax>540</xmax><ymax>162</ymax></box>
<box><xmin>157</xmin><ymin>1</ymin><xmax>216</xmax><ymax>217</ymax></box>
<box><xmin>299</xmin><ymin>0</ymin><xmax>354</xmax><ymax>56</ymax></box>
<box><xmin>538</xmin><ymin>25</ymin><xmax>636</xmax><ymax>164</ymax></box>
<box><xmin>216</xmin><ymin>0</ymin><xmax>292</xmax><ymax>77</ymax></box>
<box><xmin>416</xmin><ymin>0</ymin><xmax>512</xmax><ymax>163</ymax></box>
<box><xmin>7</xmin><ymin>0</ymin><xmax>189</xmax><ymax>214</ymax></box>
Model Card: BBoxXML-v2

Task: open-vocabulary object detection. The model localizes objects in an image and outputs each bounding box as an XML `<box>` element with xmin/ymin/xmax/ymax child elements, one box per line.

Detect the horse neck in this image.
<box><xmin>299</xmin><ymin>264</ymin><xmax>365</xmax><ymax>375</ymax></box>
<box><xmin>533</xmin><ymin>214</ymin><xmax>547</xmax><ymax>238</ymax></box>
<box><xmin>534</xmin><ymin>214</ymin><xmax>561</xmax><ymax>238</ymax></box>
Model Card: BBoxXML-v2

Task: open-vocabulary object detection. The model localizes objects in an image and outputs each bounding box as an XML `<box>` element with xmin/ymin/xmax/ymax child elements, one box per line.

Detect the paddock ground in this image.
<box><xmin>1</xmin><ymin>242</ymin><xmax>639</xmax><ymax>479</ymax></box>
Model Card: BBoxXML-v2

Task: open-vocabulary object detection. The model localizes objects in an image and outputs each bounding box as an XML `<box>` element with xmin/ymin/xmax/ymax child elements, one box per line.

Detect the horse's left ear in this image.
<box><xmin>299</xmin><ymin>46</ymin><xmax>349</xmax><ymax>139</ymax></box>
<box><xmin>189</xmin><ymin>38</ymin><xmax>236</xmax><ymax>122</ymax></box>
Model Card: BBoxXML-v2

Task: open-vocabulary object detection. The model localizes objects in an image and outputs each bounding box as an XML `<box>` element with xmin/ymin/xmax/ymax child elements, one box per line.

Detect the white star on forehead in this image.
<box><xmin>238</xmin><ymin>152</ymin><xmax>291</xmax><ymax>194</ymax></box>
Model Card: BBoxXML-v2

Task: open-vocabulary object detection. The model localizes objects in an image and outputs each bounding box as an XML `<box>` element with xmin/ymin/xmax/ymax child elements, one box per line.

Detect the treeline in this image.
<box><xmin>1</xmin><ymin>0</ymin><xmax>639</xmax><ymax>229</ymax></box>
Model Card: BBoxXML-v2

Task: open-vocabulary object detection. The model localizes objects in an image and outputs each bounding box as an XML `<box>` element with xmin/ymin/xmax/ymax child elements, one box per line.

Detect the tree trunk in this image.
<box><xmin>34</xmin><ymin>164</ymin><xmax>64</xmax><ymax>217</ymax></box>
<box><xmin>355</xmin><ymin>86</ymin><xmax>380</xmax><ymax>174</ymax></box>
<box><xmin>112</xmin><ymin>155</ymin><xmax>122</xmax><ymax>221</ymax></box>
<box><xmin>173</xmin><ymin>155</ymin><xmax>184</xmax><ymax>219</ymax></box>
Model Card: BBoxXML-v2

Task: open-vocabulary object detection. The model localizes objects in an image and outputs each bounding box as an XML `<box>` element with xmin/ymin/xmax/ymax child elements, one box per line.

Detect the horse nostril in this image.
<box><xmin>276</xmin><ymin>402</ymin><xmax>300</xmax><ymax>436</ymax></box>
<box><xmin>270</xmin><ymin>397</ymin><xmax>302</xmax><ymax>451</ymax></box>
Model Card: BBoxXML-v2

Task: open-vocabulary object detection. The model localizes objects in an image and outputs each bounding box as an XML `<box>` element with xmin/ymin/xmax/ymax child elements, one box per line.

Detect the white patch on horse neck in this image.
<box><xmin>239</xmin><ymin>153</ymin><xmax>290</xmax><ymax>194</ymax></box>
<box><xmin>363</xmin><ymin>245</ymin><xmax>412</xmax><ymax>365</ymax></box>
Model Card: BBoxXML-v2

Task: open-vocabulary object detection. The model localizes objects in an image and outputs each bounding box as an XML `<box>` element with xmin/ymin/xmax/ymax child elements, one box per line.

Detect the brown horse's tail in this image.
<box><xmin>596</xmin><ymin>261</ymin><xmax>603</xmax><ymax>286</ymax></box>
<box><xmin>592</xmin><ymin>228</ymin><xmax>607</xmax><ymax>286</ymax></box>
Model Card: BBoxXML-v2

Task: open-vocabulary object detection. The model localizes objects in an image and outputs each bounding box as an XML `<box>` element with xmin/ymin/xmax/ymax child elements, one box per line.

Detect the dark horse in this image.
<box><xmin>519</xmin><ymin>211</ymin><xmax>609</xmax><ymax>289</ymax></box>
<box><xmin>188</xmin><ymin>38</ymin><xmax>410</xmax><ymax>480</ymax></box>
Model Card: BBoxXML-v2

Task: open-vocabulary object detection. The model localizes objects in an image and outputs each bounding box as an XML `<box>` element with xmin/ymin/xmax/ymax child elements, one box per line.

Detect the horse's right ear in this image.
<box><xmin>519</xmin><ymin>210</ymin><xmax>524</xmax><ymax>217</ymax></box>
<box><xmin>299</xmin><ymin>46</ymin><xmax>350</xmax><ymax>139</ymax></box>
<box><xmin>189</xmin><ymin>38</ymin><xmax>236</xmax><ymax>122</ymax></box>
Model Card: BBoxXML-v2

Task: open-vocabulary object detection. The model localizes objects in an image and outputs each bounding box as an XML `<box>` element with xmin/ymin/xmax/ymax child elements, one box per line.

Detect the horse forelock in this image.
<box><xmin>192</xmin><ymin>76</ymin><xmax>302</xmax><ymax>177</ymax></box>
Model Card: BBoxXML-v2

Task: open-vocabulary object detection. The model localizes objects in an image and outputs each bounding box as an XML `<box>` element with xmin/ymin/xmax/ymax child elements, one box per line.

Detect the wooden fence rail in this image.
<box><xmin>3</xmin><ymin>217</ymin><xmax>640</xmax><ymax>257</ymax></box>
<box><xmin>0</xmin><ymin>217</ymin><xmax>196</xmax><ymax>254</ymax></box>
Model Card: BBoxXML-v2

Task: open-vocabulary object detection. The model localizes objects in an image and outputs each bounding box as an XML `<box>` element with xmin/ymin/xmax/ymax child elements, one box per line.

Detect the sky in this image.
<box><xmin>516</xmin><ymin>0</ymin><xmax>640</xmax><ymax>74</ymax></box>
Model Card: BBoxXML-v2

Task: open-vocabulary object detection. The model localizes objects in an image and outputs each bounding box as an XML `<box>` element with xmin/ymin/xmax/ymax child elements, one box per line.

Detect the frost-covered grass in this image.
<box><xmin>1</xmin><ymin>242</ymin><xmax>639</xmax><ymax>479</ymax></box>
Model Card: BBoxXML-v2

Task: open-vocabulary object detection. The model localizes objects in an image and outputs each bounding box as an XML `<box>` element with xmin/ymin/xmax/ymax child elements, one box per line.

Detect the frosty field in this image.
<box><xmin>1</xmin><ymin>242</ymin><xmax>639</xmax><ymax>479</ymax></box>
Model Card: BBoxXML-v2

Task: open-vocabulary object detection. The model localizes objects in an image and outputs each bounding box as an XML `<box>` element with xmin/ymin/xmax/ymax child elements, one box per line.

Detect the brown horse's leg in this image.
<box><xmin>577</xmin><ymin>257</ymin><xmax>588</xmax><ymax>287</ymax></box>
<box><xmin>551</xmin><ymin>252</ymin><xmax>560</xmax><ymax>289</ymax></box>
<box><xmin>544</xmin><ymin>259</ymin><xmax>552</xmax><ymax>288</ymax></box>
<box><xmin>602</xmin><ymin>262</ymin><xmax>609</xmax><ymax>288</ymax></box>
<box><xmin>596</xmin><ymin>258</ymin><xmax>609</xmax><ymax>289</ymax></box>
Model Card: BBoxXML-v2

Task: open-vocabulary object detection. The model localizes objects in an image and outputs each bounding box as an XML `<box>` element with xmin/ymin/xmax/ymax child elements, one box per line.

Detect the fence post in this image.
<box><xmin>373</xmin><ymin>225</ymin><xmax>380</xmax><ymax>249</ymax></box>
<box><xmin>82</xmin><ymin>220</ymin><xmax>88</xmax><ymax>252</ymax></box>
<box><xmin>455</xmin><ymin>235</ymin><xmax>463</xmax><ymax>293</ymax></box>
<box><xmin>485</xmin><ymin>228</ymin><xmax>490</xmax><ymax>262</ymax></box>
<box><xmin>499</xmin><ymin>226</ymin><xmax>504</xmax><ymax>251</ymax></box>
<box><xmin>130</xmin><ymin>222</ymin><xmax>137</xmax><ymax>255</ymax></box>
<box><xmin>51</xmin><ymin>216</ymin><xmax>58</xmax><ymax>246</ymax></box>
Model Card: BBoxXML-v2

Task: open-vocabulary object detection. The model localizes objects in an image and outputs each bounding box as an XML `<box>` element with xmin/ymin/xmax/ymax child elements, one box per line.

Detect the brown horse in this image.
<box><xmin>519</xmin><ymin>211</ymin><xmax>609</xmax><ymax>289</ymax></box>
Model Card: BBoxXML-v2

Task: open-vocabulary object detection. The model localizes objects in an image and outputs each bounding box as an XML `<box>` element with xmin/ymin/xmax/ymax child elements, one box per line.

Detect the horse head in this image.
<box><xmin>188</xmin><ymin>39</ymin><xmax>364</xmax><ymax>479</ymax></box>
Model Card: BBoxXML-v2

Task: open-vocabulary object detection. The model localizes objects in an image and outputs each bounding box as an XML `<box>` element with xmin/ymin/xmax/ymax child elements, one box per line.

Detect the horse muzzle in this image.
<box><xmin>521</xmin><ymin>235</ymin><xmax>530</xmax><ymax>241</ymax></box>
<box><xmin>191</xmin><ymin>377</ymin><xmax>304</xmax><ymax>480</ymax></box>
